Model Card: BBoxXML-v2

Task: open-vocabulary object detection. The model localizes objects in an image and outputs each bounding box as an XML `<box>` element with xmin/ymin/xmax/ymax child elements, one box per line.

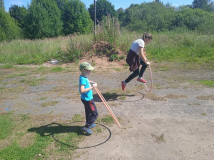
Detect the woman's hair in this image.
<box><xmin>142</xmin><ymin>33</ymin><xmax>152</xmax><ymax>41</ymax></box>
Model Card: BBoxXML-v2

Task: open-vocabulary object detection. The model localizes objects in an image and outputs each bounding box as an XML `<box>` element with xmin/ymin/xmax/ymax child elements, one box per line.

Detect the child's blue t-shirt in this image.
<box><xmin>79</xmin><ymin>75</ymin><xmax>93</xmax><ymax>101</ymax></box>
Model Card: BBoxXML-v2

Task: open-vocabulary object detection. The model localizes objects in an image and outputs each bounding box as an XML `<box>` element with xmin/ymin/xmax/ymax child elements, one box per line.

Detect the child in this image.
<box><xmin>79</xmin><ymin>62</ymin><xmax>98</xmax><ymax>135</ymax></box>
<box><xmin>122</xmin><ymin>33</ymin><xmax>152</xmax><ymax>91</ymax></box>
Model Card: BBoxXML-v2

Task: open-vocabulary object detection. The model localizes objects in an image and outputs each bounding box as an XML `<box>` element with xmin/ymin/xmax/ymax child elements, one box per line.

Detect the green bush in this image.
<box><xmin>0</xmin><ymin>8</ymin><xmax>22</xmax><ymax>41</ymax></box>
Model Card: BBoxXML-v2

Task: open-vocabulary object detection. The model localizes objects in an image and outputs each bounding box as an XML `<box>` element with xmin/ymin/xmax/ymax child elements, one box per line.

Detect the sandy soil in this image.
<box><xmin>0</xmin><ymin>59</ymin><xmax>214</xmax><ymax>160</ymax></box>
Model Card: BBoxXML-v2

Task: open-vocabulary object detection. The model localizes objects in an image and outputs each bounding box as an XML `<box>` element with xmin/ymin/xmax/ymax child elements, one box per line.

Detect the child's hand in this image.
<box><xmin>146</xmin><ymin>61</ymin><xmax>150</xmax><ymax>65</ymax></box>
<box><xmin>91</xmin><ymin>83</ymin><xmax>97</xmax><ymax>88</ymax></box>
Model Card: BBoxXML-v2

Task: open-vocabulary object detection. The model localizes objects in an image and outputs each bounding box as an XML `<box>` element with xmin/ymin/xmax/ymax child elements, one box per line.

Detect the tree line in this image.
<box><xmin>0</xmin><ymin>0</ymin><xmax>214</xmax><ymax>41</ymax></box>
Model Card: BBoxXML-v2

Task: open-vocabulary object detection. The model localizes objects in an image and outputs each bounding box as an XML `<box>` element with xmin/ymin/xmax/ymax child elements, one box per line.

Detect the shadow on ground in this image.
<box><xmin>93</xmin><ymin>93</ymin><xmax>136</xmax><ymax>102</ymax></box>
<box><xmin>28</xmin><ymin>122</ymin><xmax>112</xmax><ymax>149</ymax></box>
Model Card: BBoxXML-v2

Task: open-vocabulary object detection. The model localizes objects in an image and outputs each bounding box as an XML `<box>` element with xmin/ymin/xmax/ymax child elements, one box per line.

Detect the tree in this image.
<box><xmin>0</xmin><ymin>0</ymin><xmax>4</xmax><ymax>10</ymax></box>
<box><xmin>0</xmin><ymin>8</ymin><xmax>21</xmax><ymax>41</ymax></box>
<box><xmin>123</xmin><ymin>2</ymin><xmax>176</xmax><ymax>32</ymax></box>
<box><xmin>25</xmin><ymin>0</ymin><xmax>63</xmax><ymax>39</ymax></box>
<box><xmin>192</xmin><ymin>0</ymin><xmax>214</xmax><ymax>12</ymax></box>
<box><xmin>175</xmin><ymin>8</ymin><xmax>214</xmax><ymax>33</ymax></box>
<box><xmin>54</xmin><ymin>0</ymin><xmax>67</xmax><ymax>10</ymax></box>
<box><xmin>117</xmin><ymin>8</ymin><xmax>126</xmax><ymax>23</ymax></box>
<box><xmin>61</xmin><ymin>0</ymin><xmax>93</xmax><ymax>35</ymax></box>
<box><xmin>88</xmin><ymin>0</ymin><xmax>116</xmax><ymax>23</ymax></box>
<box><xmin>9</xmin><ymin>5</ymin><xmax>28</xmax><ymax>29</ymax></box>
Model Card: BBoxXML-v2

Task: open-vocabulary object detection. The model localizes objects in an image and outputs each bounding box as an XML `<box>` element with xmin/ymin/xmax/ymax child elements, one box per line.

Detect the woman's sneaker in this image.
<box><xmin>89</xmin><ymin>123</ymin><xmax>96</xmax><ymax>129</ymax></box>
<box><xmin>121</xmin><ymin>81</ymin><xmax>126</xmax><ymax>91</ymax></box>
<box><xmin>82</xmin><ymin>127</ymin><xmax>92</xmax><ymax>135</ymax></box>
<box><xmin>137</xmin><ymin>78</ymin><xmax>147</xmax><ymax>83</ymax></box>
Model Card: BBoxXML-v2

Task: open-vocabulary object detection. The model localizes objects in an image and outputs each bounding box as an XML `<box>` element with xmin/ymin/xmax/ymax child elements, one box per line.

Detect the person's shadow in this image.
<box><xmin>93</xmin><ymin>92</ymin><xmax>145</xmax><ymax>102</ymax></box>
<box><xmin>28</xmin><ymin>122</ymin><xmax>84</xmax><ymax>137</ymax></box>
<box><xmin>93</xmin><ymin>92</ymin><xmax>136</xmax><ymax>102</ymax></box>
<box><xmin>28</xmin><ymin>122</ymin><xmax>112</xmax><ymax>149</ymax></box>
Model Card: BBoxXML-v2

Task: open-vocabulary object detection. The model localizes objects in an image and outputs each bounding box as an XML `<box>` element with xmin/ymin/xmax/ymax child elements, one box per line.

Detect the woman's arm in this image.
<box><xmin>139</xmin><ymin>47</ymin><xmax>150</xmax><ymax>65</ymax></box>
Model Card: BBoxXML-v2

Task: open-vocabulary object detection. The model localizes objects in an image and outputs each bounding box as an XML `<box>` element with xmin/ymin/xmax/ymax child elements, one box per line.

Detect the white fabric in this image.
<box><xmin>130</xmin><ymin>39</ymin><xmax>145</xmax><ymax>55</ymax></box>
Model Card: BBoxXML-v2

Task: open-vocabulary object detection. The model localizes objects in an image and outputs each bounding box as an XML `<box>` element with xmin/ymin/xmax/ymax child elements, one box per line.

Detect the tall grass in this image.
<box><xmin>0</xmin><ymin>36</ymin><xmax>69</xmax><ymax>64</ymax></box>
<box><xmin>0</xmin><ymin>29</ymin><xmax>213</xmax><ymax>65</ymax></box>
<box><xmin>147</xmin><ymin>32</ymin><xmax>214</xmax><ymax>63</ymax></box>
<box><xmin>59</xmin><ymin>34</ymin><xmax>94</xmax><ymax>63</ymax></box>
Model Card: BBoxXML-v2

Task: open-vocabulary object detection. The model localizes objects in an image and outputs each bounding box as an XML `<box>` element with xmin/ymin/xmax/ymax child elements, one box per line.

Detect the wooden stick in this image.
<box><xmin>94</xmin><ymin>87</ymin><xmax>121</xmax><ymax>128</ymax></box>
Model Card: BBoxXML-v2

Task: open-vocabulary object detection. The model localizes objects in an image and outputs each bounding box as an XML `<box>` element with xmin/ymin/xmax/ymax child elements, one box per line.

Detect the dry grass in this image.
<box><xmin>145</xmin><ymin>93</ymin><xmax>166</xmax><ymax>101</ymax></box>
<box><xmin>41</xmin><ymin>101</ymin><xmax>58</xmax><ymax>107</ymax></box>
<box><xmin>165</xmin><ymin>94</ymin><xmax>188</xmax><ymax>99</ymax></box>
<box><xmin>196</xmin><ymin>95</ymin><xmax>214</xmax><ymax>100</ymax></box>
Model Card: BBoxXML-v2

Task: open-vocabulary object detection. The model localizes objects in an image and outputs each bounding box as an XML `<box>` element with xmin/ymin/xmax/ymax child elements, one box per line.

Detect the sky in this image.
<box><xmin>5</xmin><ymin>0</ymin><xmax>194</xmax><ymax>11</ymax></box>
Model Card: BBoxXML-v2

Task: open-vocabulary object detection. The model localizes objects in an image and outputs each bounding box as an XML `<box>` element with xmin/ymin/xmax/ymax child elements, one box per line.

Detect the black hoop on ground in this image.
<box><xmin>117</xmin><ymin>92</ymin><xmax>145</xmax><ymax>102</ymax></box>
<box><xmin>52</xmin><ymin>122</ymin><xmax>111</xmax><ymax>149</ymax></box>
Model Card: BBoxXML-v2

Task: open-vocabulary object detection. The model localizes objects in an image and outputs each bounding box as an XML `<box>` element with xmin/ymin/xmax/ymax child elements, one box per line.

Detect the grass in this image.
<box><xmin>41</xmin><ymin>101</ymin><xmax>58</xmax><ymax>107</ymax></box>
<box><xmin>0</xmin><ymin>113</ymin><xmax>88</xmax><ymax>160</ymax></box>
<box><xmin>197</xmin><ymin>95</ymin><xmax>214</xmax><ymax>100</ymax></box>
<box><xmin>165</xmin><ymin>94</ymin><xmax>188</xmax><ymax>99</ymax></box>
<box><xmin>51</xmin><ymin>66</ymin><xmax>64</xmax><ymax>73</ymax></box>
<box><xmin>201</xmin><ymin>112</ymin><xmax>207</xmax><ymax>116</ymax></box>
<box><xmin>0</xmin><ymin>36</ymin><xmax>69</xmax><ymax>64</ymax></box>
<box><xmin>0</xmin><ymin>31</ymin><xmax>214</xmax><ymax>66</ymax></box>
<box><xmin>147</xmin><ymin>32</ymin><xmax>214</xmax><ymax>64</ymax></box>
<box><xmin>0</xmin><ymin>64</ymin><xmax>14</xmax><ymax>69</ymax></box>
<box><xmin>20</xmin><ymin>77</ymin><xmax>45</xmax><ymax>86</ymax></box>
<box><xmin>151</xmin><ymin>133</ymin><xmax>166</xmax><ymax>143</ymax></box>
<box><xmin>0</xmin><ymin>113</ymin><xmax>14</xmax><ymax>140</ymax></box>
<box><xmin>100</xmin><ymin>115</ymin><xmax>114</xmax><ymax>125</ymax></box>
<box><xmin>199</xmin><ymin>80</ymin><xmax>214</xmax><ymax>87</ymax></box>
<box><xmin>71</xmin><ymin>114</ymin><xmax>84</xmax><ymax>122</ymax></box>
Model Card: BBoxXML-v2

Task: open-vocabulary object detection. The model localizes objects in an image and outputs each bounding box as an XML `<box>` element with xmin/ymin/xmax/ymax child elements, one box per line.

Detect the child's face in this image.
<box><xmin>82</xmin><ymin>69</ymin><xmax>91</xmax><ymax>76</ymax></box>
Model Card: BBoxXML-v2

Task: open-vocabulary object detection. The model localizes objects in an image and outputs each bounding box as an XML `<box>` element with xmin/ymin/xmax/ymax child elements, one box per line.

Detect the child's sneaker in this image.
<box><xmin>121</xmin><ymin>81</ymin><xmax>126</xmax><ymax>91</ymax></box>
<box><xmin>89</xmin><ymin>123</ymin><xmax>96</xmax><ymax>129</ymax></box>
<box><xmin>137</xmin><ymin>78</ymin><xmax>147</xmax><ymax>83</ymax></box>
<box><xmin>82</xmin><ymin>127</ymin><xmax>92</xmax><ymax>135</ymax></box>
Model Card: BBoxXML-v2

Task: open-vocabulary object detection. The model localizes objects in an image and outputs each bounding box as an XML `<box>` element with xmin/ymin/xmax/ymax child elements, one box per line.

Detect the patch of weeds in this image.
<box><xmin>35</xmin><ymin>66</ymin><xmax>50</xmax><ymax>74</ymax></box>
<box><xmin>113</xmin><ymin>68</ymin><xmax>121</xmax><ymax>71</ymax></box>
<box><xmin>17</xmin><ymin>73</ymin><xmax>28</xmax><ymax>76</ymax></box>
<box><xmin>199</xmin><ymin>80</ymin><xmax>214</xmax><ymax>87</ymax></box>
<box><xmin>41</xmin><ymin>101</ymin><xmax>58</xmax><ymax>107</ymax></box>
<box><xmin>109</xmin><ymin>54</ymin><xmax>119</xmax><ymax>61</ymax></box>
<box><xmin>119</xmin><ymin>55</ymin><xmax>125</xmax><ymax>60</ymax></box>
<box><xmin>91</xmin><ymin>62</ymin><xmax>96</xmax><ymax>66</ymax></box>
<box><xmin>39</xmin><ymin>96</ymin><xmax>47</xmax><ymax>101</ymax></box>
<box><xmin>0</xmin><ymin>134</ymin><xmax>52</xmax><ymax>160</ymax></box>
<box><xmin>71</xmin><ymin>114</ymin><xmax>83</xmax><ymax>122</ymax></box>
<box><xmin>0</xmin><ymin>86</ymin><xmax>25</xmax><ymax>99</ymax></box>
<box><xmin>118</xmin><ymin>96</ymin><xmax>126</xmax><ymax>100</ymax></box>
<box><xmin>0</xmin><ymin>113</ymin><xmax>14</xmax><ymax>140</ymax></box>
<box><xmin>165</xmin><ymin>94</ymin><xmax>188</xmax><ymax>99</ymax></box>
<box><xmin>0</xmin><ymin>64</ymin><xmax>14</xmax><ymax>69</ymax></box>
<box><xmin>145</xmin><ymin>93</ymin><xmax>166</xmax><ymax>101</ymax></box>
<box><xmin>20</xmin><ymin>77</ymin><xmax>45</xmax><ymax>86</ymax></box>
<box><xmin>101</xmin><ymin>115</ymin><xmax>114</xmax><ymax>125</ymax></box>
<box><xmin>201</xmin><ymin>112</ymin><xmax>207</xmax><ymax>116</ymax></box>
<box><xmin>51</xmin><ymin>66</ymin><xmax>64</xmax><ymax>73</ymax></box>
<box><xmin>151</xmin><ymin>133</ymin><xmax>166</xmax><ymax>143</ymax></box>
<box><xmin>95</xmin><ymin>127</ymin><xmax>102</xmax><ymax>133</ymax></box>
<box><xmin>7</xmin><ymin>73</ymin><xmax>28</xmax><ymax>78</ymax></box>
<box><xmin>20</xmin><ymin>114</ymin><xmax>30</xmax><ymax>121</ymax></box>
<box><xmin>159</xmin><ymin>66</ymin><xmax>170</xmax><ymax>71</ymax></box>
<box><xmin>0</xmin><ymin>87</ymin><xmax>5</xmax><ymax>91</ymax></box>
<box><xmin>196</xmin><ymin>95</ymin><xmax>214</xmax><ymax>100</ymax></box>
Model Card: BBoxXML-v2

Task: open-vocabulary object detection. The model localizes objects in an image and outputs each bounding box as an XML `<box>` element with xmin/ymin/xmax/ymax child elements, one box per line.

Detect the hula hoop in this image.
<box><xmin>144</xmin><ymin>65</ymin><xmax>153</xmax><ymax>92</ymax></box>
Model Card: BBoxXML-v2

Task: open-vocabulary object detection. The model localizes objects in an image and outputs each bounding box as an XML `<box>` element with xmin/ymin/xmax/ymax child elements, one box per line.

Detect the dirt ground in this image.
<box><xmin>0</xmin><ymin>59</ymin><xmax>214</xmax><ymax>160</ymax></box>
